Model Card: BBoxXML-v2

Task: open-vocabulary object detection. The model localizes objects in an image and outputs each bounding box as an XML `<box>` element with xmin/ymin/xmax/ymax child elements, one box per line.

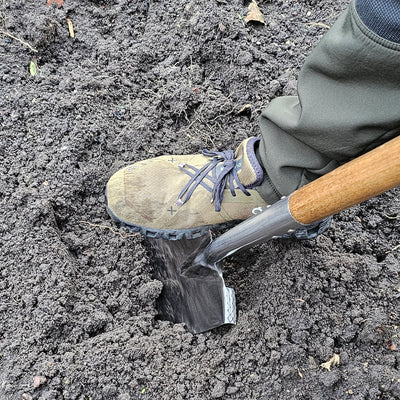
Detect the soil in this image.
<box><xmin>1</xmin><ymin>0</ymin><xmax>399</xmax><ymax>399</ymax></box>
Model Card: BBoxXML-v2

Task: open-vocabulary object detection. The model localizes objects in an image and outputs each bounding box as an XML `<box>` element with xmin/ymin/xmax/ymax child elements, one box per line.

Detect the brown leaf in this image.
<box><xmin>244</xmin><ymin>1</ymin><xmax>265</xmax><ymax>25</ymax></box>
<box><xmin>47</xmin><ymin>0</ymin><xmax>64</xmax><ymax>8</ymax></box>
<box><xmin>66</xmin><ymin>18</ymin><xmax>75</xmax><ymax>38</ymax></box>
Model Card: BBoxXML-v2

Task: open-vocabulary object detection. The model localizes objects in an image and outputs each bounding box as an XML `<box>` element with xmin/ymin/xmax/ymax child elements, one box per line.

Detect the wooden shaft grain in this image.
<box><xmin>289</xmin><ymin>136</ymin><xmax>400</xmax><ymax>225</ymax></box>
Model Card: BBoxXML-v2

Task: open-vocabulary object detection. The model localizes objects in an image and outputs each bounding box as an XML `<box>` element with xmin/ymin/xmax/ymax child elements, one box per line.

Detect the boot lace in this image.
<box><xmin>176</xmin><ymin>149</ymin><xmax>250</xmax><ymax>212</ymax></box>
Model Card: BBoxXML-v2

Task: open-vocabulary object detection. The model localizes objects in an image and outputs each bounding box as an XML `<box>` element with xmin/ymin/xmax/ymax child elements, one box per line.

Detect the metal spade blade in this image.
<box><xmin>147</xmin><ymin>233</ymin><xmax>236</xmax><ymax>334</ymax></box>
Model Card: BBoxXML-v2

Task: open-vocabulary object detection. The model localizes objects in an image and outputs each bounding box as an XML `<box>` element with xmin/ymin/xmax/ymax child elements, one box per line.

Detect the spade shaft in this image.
<box><xmin>200</xmin><ymin>135</ymin><xmax>400</xmax><ymax>264</ymax></box>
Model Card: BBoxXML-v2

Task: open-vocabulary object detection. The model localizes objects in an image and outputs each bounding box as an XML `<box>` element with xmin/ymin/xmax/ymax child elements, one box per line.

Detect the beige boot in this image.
<box><xmin>106</xmin><ymin>137</ymin><xmax>268</xmax><ymax>239</ymax></box>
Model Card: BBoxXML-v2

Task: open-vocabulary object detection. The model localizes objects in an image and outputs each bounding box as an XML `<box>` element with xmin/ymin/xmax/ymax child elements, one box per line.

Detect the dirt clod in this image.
<box><xmin>33</xmin><ymin>376</ymin><xmax>47</xmax><ymax>388</ymax></box>
<box><xmin>211</xmin><ymin>380</ymin><xmax>226</xmax><ymax>398</ymax></box>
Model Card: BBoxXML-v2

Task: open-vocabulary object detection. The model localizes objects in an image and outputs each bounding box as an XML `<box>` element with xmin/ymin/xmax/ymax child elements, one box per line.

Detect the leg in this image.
<box><xmin>257</xmin><ymin>0</ymin><xmax>400</xmax><ymax>204</ymax></box>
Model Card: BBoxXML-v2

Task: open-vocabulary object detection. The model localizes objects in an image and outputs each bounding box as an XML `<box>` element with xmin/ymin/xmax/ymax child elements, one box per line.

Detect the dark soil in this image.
<box><xmin>1</xmin><ymin>0</ymin><xmax>399</xmax><ymax>399</ymax></box>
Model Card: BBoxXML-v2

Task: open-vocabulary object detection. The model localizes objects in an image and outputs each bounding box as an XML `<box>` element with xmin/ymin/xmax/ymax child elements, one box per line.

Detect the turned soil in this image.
<box><xmin>1</xmin><ymin>0</ymin><xmax>399</xmax><ymax>399</ymax></box>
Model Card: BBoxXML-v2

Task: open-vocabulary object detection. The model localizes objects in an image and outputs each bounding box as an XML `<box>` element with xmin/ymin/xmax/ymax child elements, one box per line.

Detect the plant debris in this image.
<box><xmin>237</xmin><ymin>104</ymin><xmax>252</xmax><ymax>114</ymax></box>
<box><xmin>321</xmin><ymin>354</ymin><xmax>340</xmax><ymax>371</ymax></box>
<box><xmin>244</xmin><ymin>1</ymin><xmax>265</xmax><ymax>24</ymax></box>
<box><xmin>29</xmin><ymin>58</ymin><xmax>37</xmax><ymax>76</ymax></box>
<box><xmin>67</xmin><ymin>18</ymin><xmax>75</xmax><ymax>38</ymax></box>
<box><xmin>0</xmin><ymin>29</ymin><xmax>38</xmax><ymax>52</ymax></box>
<box><xmin>383</xmin><ymin>213</ymin><xmax>400</xmax><ymax>220</ymax></box>
<box><xmin>298</xmin><ymin>369</ymin><xmax>303</xmax><ymax>379</ymax></box>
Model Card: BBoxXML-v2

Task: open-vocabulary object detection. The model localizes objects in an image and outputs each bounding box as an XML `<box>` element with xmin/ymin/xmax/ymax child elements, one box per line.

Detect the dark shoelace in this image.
<box><xmin>176</xmin><ymin>149</ymin><xmax>250</xmax><ymax>211</ymax></box>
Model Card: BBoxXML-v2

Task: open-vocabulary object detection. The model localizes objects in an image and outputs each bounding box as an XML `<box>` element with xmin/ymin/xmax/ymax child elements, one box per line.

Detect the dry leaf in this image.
<box><xmin>321</xmin><ymin>353</ymin><xmax>340</xmax><ymax>371</ymax></box>
<box><xmin>47</xmin><ymin>0</ymin><xmax>64</xmax><ymax>7</ymax></box>
<box><xmin>244</xmin><ymin>1</ymin><xmax>265</xmax><ymax>25</ymax></box>
<box><xmin>66</xmin><ymin>18</ymin><xmax>75</xmax><ymax>38</ymax></box>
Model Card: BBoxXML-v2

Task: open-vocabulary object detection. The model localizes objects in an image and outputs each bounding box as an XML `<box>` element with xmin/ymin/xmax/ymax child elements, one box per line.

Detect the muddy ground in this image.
<box><xmin>1</xmin><ymin>0</ymin><xmax>399</xmax><ymax>399</ymax></box>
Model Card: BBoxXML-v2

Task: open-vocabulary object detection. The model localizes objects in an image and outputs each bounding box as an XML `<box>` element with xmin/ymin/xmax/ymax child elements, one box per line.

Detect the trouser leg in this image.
<box><xmin>257</xmin><ymin>0</ymin><xmax>400</xmax><ymax>204</ymax></box>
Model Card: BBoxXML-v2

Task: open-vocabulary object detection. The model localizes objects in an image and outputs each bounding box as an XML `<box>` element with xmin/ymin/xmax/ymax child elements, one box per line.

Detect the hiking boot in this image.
<box><xmin>106</xmin><ymin>137</ymin><xmax>268</xmax><ymax>239</ymax></box>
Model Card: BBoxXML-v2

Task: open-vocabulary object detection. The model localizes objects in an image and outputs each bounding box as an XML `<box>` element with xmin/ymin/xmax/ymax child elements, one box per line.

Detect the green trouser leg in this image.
<box><xmin>257</xmin><ymin>0</ymin><xmax>400</xmax><ymax>204</ymax></box>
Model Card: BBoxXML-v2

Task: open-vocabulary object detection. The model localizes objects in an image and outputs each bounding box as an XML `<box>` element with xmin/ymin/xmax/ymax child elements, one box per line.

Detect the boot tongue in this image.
<box><xmin>234</xmin><ymin>137</ymin><xmax>264</xmax><ymax>188</ymax></box>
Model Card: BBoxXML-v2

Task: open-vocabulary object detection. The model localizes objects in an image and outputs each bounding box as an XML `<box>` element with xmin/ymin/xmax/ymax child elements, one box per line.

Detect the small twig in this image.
<box><xmin>383</xmin><ymin>214</ymin><xmax>400</xmax><ymax>220</ymax></box>
<box><xmin>0</xmin><ymin>28</ymin><xmax>38</xmax><ymax>52</ymax></box>
<box><xmin>79</xmin><ymin>220</ymin><xmax>138</xmax><ymax>239</ymax></box>
<box><xmin>178</xmin><ymin>117</ymin><xmax>200</xmax><ymax>134</ymax></box>
<box><xmin>386</xmin><ymin>244</ymin><xmax>400</xmax><ymax>254</ymax></box>
<box><xmin>12</xmin><ymin>295</ymin><xmax>22</xmax><ymax>305</ymax></box>
<box><xmin>209</xmin><ymin>108</ymin><xmax>234</xmax><ymax>122</ymax></box>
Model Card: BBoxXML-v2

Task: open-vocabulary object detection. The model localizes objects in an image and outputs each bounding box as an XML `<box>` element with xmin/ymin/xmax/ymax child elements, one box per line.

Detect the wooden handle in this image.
<box><xmin>289</xmin><ymin>136</ymin><xmax>400</xmax><ymax>224</ymax></box>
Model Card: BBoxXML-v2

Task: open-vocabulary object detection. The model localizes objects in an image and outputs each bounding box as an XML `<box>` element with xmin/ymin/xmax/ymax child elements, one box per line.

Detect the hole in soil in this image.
<box><xmin>88</xmin><ymin>326</ymin><xmax>106</xmax><ymax>338</ymax></box>
<box><xmin>376</xmin><ymin>253</ymin><xmax>387</xmax><ymax>263</ymax></box>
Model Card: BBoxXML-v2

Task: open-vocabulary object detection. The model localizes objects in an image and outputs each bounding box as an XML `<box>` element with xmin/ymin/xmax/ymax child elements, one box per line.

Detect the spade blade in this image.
<box><xmin>147</xmin><ymin>233</ymin><xmax>236</xmax><ymax>334</ymax></box>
